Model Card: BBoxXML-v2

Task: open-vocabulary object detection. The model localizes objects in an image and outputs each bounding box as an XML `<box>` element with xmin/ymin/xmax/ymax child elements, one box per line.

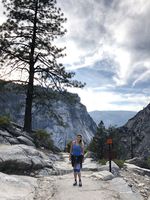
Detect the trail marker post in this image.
<box><xmin>106</xmin><ymin>138</ymin><xmax>113</xmax><ymax>172</ymax></box>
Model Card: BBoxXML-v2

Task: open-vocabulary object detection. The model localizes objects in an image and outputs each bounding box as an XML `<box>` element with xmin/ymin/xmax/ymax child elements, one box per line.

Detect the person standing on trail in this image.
<box><xmin>69</xmin><ymin>134</ymin><xmax>84</xmax><ymax>187</ymax></box>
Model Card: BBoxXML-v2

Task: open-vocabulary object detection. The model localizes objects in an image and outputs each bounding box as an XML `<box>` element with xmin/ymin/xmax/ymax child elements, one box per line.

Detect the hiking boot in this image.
<box><xmin>73</xmin><ymin>181</ymin><xmax>77</xmax><ymax>186</ymax></box>
<box><xmin>79</xmin><ymin>180</ymin><xmax>82</xmax><ymax>187</ymax></box>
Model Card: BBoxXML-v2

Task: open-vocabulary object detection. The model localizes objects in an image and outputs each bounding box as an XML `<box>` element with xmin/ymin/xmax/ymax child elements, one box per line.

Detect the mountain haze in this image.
<box><xmin>89</xmin><ymin>111</ymin><xmax>137</xmax><ymax>127</ymax></box>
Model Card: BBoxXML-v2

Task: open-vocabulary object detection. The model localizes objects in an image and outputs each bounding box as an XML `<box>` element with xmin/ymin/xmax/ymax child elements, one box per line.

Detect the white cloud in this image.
<box><xmin>68</xmin><ymin>87</ymin><xmax>149</xmax><ymax>112</ymax></box>
<box><xmin>58</xmin><ymin>40</ymin><xmax>86</xmax><ymax>66</ymax></box>
<box><xmin>133</xmin><ymin>70</ymin><xmax>150</xmax><ymax>86</ymax></box>
<box><xmin>57</xmin><ymin>0</ymin><xmax>150</xmax><ymax>88</ymax></box>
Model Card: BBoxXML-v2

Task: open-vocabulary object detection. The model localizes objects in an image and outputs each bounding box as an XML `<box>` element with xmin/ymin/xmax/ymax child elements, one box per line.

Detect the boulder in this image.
<box><xmin>0</xmin><ymin>129</ymin><xmax>12</xmax><ymax>137</ymax></box>
<box><xmin>6</xmin><ymin>137</ymin><xmax>20</xmax><ymax>144</ymax></box>
<box><xmin>99</xmin><ymin>161</ymin><xmax>120</xmax><ymax>175</ymax></box>
<box><xmin>0</xmin><ymin>144</ymin><xmax>54</xmax><ymax>175</ymax></box>
<box><xmin>0</xmin><ymin>135</ymin><xmax>10</xmax><ymax>144</ymax></box>
<box><xmin>125</xmin><ymin>157</ymin><xmax>148</xmax><ymax>168</ymax></box>
<box><xmin>17</xmin><ymin>136</ymin><xmax>35</xmax><ymax>146</ymax></box>
<box><xmin>0</xmin><ymin>127</ymin><xmax>35</xmax><ymax>147</ymax></box>
<box><xmin>124</xmin><ymin>163</ymin><xmax>150</xmax><ymax>176</ymax></box>
<box><xmin>0</xmin><ymin>172</ymin><xmax>37</xmax><ymax>200</ymax></box>
<box><xmin>37</xmin><ymin>168</ymin><xmax>54</xmax><ymax>176</ymax></box>
<box><xmin>91</xmin><ymin>170</ymin><xmax>114</xmax><ymax>181</ymax></box>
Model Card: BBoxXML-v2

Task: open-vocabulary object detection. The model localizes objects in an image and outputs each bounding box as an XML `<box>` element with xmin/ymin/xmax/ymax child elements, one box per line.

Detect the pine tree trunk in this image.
<box><xmin>23</xmin><ymin>68</ymin><xmax>34</xmax><ymax>133</ymax></box>
<box><xmin>23</xmin><ymin>72</ymin><xmax>34</xmax><ymax>134</ymax></box>
<box><xmin>23</xmin><ymin>0</ymin><xmax>38</xmax><ymax>133</ymax></box>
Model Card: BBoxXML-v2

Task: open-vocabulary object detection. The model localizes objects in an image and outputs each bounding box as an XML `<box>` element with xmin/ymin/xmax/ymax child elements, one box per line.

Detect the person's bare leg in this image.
<box><xmin>73</xmin><ymin>171</ymin><xmax>77</xmax><ymax>186</ymax></box>
<box><xmin>74</xmin><ymin>172</ymin><xmax>77</xmax><ymax>181</ymax></box>
<box><xmin>78</xmin><ymin>172</ymin><xmax>81</xmax><ymax>180</ymax></box>
<box><xmin>78</xmin><ymin>172</ymin><xmax>82</xmax><ymax>186</ymax></box>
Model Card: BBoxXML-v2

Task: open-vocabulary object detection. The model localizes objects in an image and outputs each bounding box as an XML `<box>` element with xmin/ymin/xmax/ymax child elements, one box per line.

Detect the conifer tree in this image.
<box><xmin>88</xmin><ymin>121</ymin><xmax>107</xmax><ymax>159</ymax></box>
<box><xmin>0</xmin><ymin>0</ymin><xmax>84</xmax><ymax>132</ymax></box>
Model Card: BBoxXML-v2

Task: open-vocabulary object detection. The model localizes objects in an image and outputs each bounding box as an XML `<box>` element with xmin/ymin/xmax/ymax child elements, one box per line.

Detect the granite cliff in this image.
<box><xmin>0</xmin><ymin>81</ymin><xmax>97</xmax><ymax>149</ymax></box>
<box><xmin>119</xmin><ymin>103</ymin><xmax>150</xmax><ymax>160</ymax></box>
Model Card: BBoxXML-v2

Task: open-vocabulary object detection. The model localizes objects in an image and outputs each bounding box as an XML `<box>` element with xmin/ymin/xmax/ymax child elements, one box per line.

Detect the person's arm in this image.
<box><xmin>81</xmin><ymin>142</ymin><xmax>85</xmax><ymax>162</ymax></box>
<box><xmin>69</xmin><ymin>142</ymin><xmax>73</xmax><ymax>161</ymax></box>
<box><xmin>82</xmin><ymin>142</ymin><xmax>84</xmax><ymax>155</ymax></box>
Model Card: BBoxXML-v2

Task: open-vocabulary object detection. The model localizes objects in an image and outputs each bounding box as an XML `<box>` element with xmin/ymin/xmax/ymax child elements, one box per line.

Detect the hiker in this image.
<box><xmin>69</xmin><ymin>134</ymin><xmax>84</xmax><ymax>187</ymax></box>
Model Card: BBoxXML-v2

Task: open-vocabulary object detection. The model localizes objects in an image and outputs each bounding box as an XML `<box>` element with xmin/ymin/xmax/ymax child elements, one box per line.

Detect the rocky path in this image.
<box><xmin>51</xmin><ymin>172</ymin><xmax>142</xmax><ymax>200</ymax></box>
<box><xmin>35</xmin><ymin>153</ymin><xmax>144</xmax><ymax>200</ymax></box>
<box><xmin>0</xmin><ymin>152</ymin><xmax>149</xmax><ymax>200</ymax></box>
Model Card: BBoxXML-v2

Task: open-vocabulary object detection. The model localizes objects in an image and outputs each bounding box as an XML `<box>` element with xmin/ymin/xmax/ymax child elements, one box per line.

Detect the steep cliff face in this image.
<box><xmin>0</xmin><ymin>82</ymin><xmax>97</xmax><ymax>149</ymax></box>
<box><xmin>30</xmin><ymin>96</ymin><xmax>97</xmax><ymax>149</ymax></box>
<box><xmin>119</xmin><ymin>104</ymin><xmax>150</xmax><ymax>159</ymax></box>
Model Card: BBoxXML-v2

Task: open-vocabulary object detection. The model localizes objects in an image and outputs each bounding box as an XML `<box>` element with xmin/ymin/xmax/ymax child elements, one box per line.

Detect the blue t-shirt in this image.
<box><xmin>72</xmin><ymin>141</ymin><xmax>83</xmax><ymax>156</ymax></box>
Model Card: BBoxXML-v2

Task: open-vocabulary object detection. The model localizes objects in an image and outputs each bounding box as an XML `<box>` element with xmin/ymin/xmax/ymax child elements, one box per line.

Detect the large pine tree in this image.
<box><xmin>0</xmin><ymin>0</ymin><xmax>84</xmax><ymax>133</ymax></box>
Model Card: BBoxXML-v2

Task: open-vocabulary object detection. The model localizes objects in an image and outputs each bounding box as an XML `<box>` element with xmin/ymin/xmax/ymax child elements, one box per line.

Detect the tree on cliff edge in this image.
<box><xmin>0</xmin><ymin>0</ymin><xmax>84</xmax><ymax>133</ymax></box>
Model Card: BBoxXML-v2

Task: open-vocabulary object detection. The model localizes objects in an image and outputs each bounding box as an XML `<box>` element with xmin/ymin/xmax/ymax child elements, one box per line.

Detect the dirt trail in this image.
<box><xmin>35</xmin><ymin>153</ymin><xmax>144</xmax><ymax>200</ymax></box>
<box><xmin>50</xmin><ymin>171</ymin><xmax>143</xmax><ymax>200</ymax></box>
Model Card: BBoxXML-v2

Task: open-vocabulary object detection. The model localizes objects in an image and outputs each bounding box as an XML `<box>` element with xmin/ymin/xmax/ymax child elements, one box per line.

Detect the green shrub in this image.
<box><xmin>0</xmin><ymin>115</ymin><xmax>11</xmax><ymax>127</ymax></box>
<box><xmin>65</xmin><ymin>141</ymin><xmax>72</xmax><ymax>152</ymax></box>
<box><xmin>142</xmin><ymin>157</ymin><xmax>150</xmax><ymax>169</ymax></box>
<box><xmin>147</xmin><ymin>157</ymin><xmax>150</xmax><ymax>168</ymax></box>
<box><xmin>33</xmin><ymin>129</ymin><xmax>54</xmax><ymax>150</ymax></box>
<box><xmin>84</xmin><ymin>148</ymin><xmax>89</xmax><ymax>155</ymax></box>
<box><xmin>98</xmin><ymin>159</ymin><xmax>107</xmax><ymax>165</ymax></box>
<box><xmin>113</xmin><ymin>159</ymin><xmax>125</xmax><ymax>168</ymax></box>
<box><xmin>34</xmin><ymin>129</ymin><xmax>49</xmax><ymax>140</ymax></box>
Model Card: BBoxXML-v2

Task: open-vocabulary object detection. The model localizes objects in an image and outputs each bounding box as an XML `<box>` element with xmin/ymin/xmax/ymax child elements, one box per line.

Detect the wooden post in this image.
<box><xmin>107</xmin><ymin>138</ymin><xmax>113</xmax><ymax>172</ymax></box>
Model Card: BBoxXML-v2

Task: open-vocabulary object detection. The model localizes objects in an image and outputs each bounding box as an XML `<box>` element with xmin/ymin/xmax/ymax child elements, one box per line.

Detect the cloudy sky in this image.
<box><xmin>56</xmin><ymin>0</ymin><xmax>150</xmax><ymax>112</ymax></box>
<box><xmin>1</xmin><ymin>0</ymin><xmax>150</xmax><ymax>112</ymax></box>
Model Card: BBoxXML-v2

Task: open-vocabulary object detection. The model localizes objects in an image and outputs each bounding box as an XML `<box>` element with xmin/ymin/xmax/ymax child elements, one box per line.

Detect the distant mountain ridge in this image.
<box><xmin>89</xmin><ymin>110</ymin><xmax>137</xmax><ymax>127</ymax></box>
